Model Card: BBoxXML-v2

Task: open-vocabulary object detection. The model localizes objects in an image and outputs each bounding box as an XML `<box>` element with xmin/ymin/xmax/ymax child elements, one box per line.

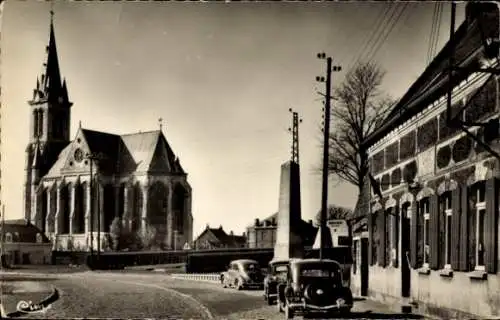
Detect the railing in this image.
<box><xmin>170</xmin><ymin>273</ymin><xmax>221</xmax><ymax>283</ymax></box>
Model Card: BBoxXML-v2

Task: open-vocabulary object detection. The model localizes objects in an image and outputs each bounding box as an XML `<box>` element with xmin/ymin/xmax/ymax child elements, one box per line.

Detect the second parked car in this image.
<box><xmin>220</xmin><ymin>259</ymin><xmax>264</xmax><ymax>290</ymax></box>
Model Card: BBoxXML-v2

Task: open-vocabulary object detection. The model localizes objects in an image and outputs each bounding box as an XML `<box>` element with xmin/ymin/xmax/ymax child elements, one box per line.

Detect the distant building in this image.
<box><xmin>246</xmin><ymin>213</ymin><xmax>317</xmax><ymax>249</ymax></box>
<box><xmin>193</xmin><ymin>225</ymin><xmax>246</xmax><ymax>250</ymax></box>
<box><xmin>312</xmin><ymin>219</ymin><xmax>351</xmax><ymax>249</ymax></box>
<box><xmin>1</xmin><ymin>219</ymin><xmax>52</xmax><ymax>265</ymax></box>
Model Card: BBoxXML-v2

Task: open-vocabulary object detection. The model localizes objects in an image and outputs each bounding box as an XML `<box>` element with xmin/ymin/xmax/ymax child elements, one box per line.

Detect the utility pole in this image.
<box><xmin>288</xmin><ymin>108</ymin><xmax>303</xmax><ymax>164</ymax></box>
<box><xmin>316</xmin><ymin>52</ymin><xmax>342</xmax><ymax>259</ymax></box>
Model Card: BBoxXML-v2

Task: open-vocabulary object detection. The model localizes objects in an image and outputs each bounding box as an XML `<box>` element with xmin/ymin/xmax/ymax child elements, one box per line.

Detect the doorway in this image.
<box><xmin>360</xmin><ymin>237</ymin><xmax>369</xmax><ymax>296</ymax></box>
<box><xmin>401</xmin><ymin>212</ymin><xmax>411</xmax><ymax>298</ymax></box>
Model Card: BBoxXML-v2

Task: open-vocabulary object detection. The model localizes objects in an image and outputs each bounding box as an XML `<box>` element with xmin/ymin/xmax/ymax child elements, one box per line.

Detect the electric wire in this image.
<box><xmin>344</xmin><ymin>3</ymin><xmax>396</xmax><ymax>73</ymax></box>
<box><xmin>426</xmin><ymin>2</ymin><xmax>439</xmax><ymax>65</ymax></box>
<box><xmin>365</xmin><ymin>2</ymin><xmax>410</xmax><ymax>63</ymax></box>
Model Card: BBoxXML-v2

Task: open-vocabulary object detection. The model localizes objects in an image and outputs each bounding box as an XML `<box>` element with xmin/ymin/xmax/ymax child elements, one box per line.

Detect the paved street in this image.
<box><xmin>1</xmin><ymin>270</ymin><xmax>431</xmax><ymax>319</ymax></box>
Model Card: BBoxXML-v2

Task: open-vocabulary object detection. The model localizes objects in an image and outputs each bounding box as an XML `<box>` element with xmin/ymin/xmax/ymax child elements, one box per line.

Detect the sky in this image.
<box><xmin>1</xmin><ymin>1</ymin><xmax>466</xmax><ymax>239</ymax></box>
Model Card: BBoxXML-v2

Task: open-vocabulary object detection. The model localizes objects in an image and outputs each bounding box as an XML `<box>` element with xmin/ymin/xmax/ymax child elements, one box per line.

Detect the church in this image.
<box><xmin>23</xmin><ymin>13</ymin><xmax>193</xmax><ymax>252</ymax></box>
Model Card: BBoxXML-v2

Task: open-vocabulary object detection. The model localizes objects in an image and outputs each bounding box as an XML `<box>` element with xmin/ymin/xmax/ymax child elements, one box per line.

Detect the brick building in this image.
<box><xmin>246</xmin><ymin>213</ymin><xmax>317</xmax><ymax>249</ymax></box>
<box><xmin>351</xmin><ymin>3</ymin><xmax>500</xmax><ymax>318</ymax></box>
<box><xmin>193</xmin><ymin>225</ymin><xmax>246</xmax><ymax>250</ymax></box>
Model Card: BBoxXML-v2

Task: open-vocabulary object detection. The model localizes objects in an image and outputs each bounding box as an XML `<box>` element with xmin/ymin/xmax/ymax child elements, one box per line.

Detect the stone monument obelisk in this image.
<box><xmin>273</xmin><ymin>160</ymin><xmax>304</xmax><ymax>260</ymax></box>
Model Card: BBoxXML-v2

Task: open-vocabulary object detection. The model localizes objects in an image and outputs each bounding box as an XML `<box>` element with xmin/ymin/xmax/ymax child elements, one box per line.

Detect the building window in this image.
<box><xmin>418</xmin><ymin>198</ymin><xmax>430</xmax><ymax>268</ymax></box>
<box><xmin>439</xmin><ymin>192</ymin><xmax>452</xmax><ymax>269</ymax></box>
<box><xmin>5</xmin><ymin>232</ymin><xmax>12</xmax><ymax>243</ymax></box>
<box><xmin>371</xmin><ymin>211</ymin><xmax>379</xmax><ymax>265</ymax></box>
<box><xmin>470</xmin><ymin>181</ymin><xmax>486</xmax><ymax>270</ymax></box>
<box><xmin>36</xmin><ymin>233</ymin><xmax>43</xmax><ymax>243</ymax></box>
<box><xmin>385</xmin><ymin>208</ymin><xmax>392</xmax><ymax>267</ymax></box>
<box><xmin>353</xmin><ymin>239</ymin><xmax>358</xmax><ymax>274</ymax></box>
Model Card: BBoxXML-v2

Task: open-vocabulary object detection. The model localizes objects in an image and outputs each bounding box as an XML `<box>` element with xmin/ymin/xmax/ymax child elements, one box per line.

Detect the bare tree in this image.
<box><xmin>326</xmin><ymin>61</ymin><xmax>394</xmax><ymax>193</ymax></box>
<box><xmin>314</xmin><ymin>204</ymin><xmax>353</xmax><ymax>226</ymax></box>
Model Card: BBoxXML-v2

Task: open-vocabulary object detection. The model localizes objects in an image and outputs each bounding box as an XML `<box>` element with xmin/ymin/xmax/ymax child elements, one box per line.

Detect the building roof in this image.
<box><xmin>44</xmin><ymin>128</ymin><xmax>185</xmax><ymax>178</ymax></box>
<box><xmin>363</xmin><ymin>7</ymin><xmax>486</xmax><ymax>149</ymax></box>
<box><xmin>2</xmin><ymin>219</ymin><xmax>50</xmax><ymax>243</ymax></box>
<box><xmin>194</xmin><ymin>225</ymin><xmax>247</xmax><ymax>247</ymax></box>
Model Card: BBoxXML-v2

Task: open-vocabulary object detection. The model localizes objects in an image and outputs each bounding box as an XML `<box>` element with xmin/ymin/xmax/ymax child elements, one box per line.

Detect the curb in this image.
<box><xmin>4</xmin><ymin>287</ymin><xmax>60</xmax><ymax>318</ymax></box>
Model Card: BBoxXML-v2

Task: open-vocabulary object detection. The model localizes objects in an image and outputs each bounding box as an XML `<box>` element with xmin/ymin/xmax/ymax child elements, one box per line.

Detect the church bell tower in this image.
<box><xmin>24</xmin><ymin>11</ymin><xmax>72</xmax><ymax>222</ymax></box>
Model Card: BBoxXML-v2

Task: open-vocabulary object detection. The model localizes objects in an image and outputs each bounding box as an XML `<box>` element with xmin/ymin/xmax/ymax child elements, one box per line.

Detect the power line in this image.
<box><xmin>365</xmin><ymin>2</ymin><xmax>410</xmax><ymax>63</ymax></box>
<box><xmin>344</xmin><ymin>3</ymin><xmax>396</xmax><ymax>72</ymax></box>
<box><xmin>361</xmin><ymin>4</ymin><xmax>401</xmax><ymax>63</ymax></box>
<box><xmin>433</xmin><ymin>3</ymin><xmax>444</xmax><ymax>61</ymax></box>
<box><xmin>426</xmin><ymin>2</ymin><xmax>439</xmax><ymax>65</ymax></box>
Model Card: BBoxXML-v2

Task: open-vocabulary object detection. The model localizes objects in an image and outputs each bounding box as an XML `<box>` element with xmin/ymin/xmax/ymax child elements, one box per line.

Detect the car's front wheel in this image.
<box><xmin>234</xmin><ymin>279</ymin><xmax>242</xmax><ymax>290</ymax></box>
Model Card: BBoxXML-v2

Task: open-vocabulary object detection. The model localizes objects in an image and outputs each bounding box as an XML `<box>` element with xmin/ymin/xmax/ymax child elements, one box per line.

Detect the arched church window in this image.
<box><xmin>33</xmin><ymin>110</ymin><xmax>39</xmax><ymax>138</ymax></box>
<box><xmin>14</xmin><ymin>232</ymin><xmax>20</xmax><ymax>242</ymax></box>
<box><xmin>38</xmin><ymin>110</ymin><xmax>44</xmax><ymax>137</ymax></box>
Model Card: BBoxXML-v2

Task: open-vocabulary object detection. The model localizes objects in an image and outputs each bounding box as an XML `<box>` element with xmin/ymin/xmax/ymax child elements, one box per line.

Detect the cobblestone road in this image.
<box><xmin>0</xmin><ymin>270</ymin><xmax>432</xmax><ymax>319</ymax></box>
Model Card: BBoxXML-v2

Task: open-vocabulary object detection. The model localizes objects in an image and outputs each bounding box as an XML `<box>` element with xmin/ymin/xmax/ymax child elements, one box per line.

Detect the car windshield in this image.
<box><xmin>242</xmin><ymin>263</ymin><xmax>259</xmax><ymax>272</ymax></box>
<box><xmin>300</xmin><ymin>267</ymin><xmax>340</xmax><ymax>279</ymax></box>
<box><xmin>274</xmin><ymin>265</ymin><xmax>288</xmax><ymax>277</ymax></box>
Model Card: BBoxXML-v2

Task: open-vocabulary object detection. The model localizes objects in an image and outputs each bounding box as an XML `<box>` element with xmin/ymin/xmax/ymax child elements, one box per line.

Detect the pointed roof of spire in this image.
<box><xmin>29</xmin><ymin>10</ymin><xmax>70</xmax><ymax>106</ymax></box>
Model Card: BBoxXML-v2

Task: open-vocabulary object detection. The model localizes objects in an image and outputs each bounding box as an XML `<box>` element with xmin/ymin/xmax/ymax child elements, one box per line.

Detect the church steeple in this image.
<box><xmin>29</xmin><ymin>10</ymin><xmax>70</xmax><ymax>106</ymax></box>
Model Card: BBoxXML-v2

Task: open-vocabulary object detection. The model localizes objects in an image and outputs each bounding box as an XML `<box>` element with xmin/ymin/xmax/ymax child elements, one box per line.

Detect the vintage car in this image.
<box><xmin>220</xmin><ymin>259</ymin><xmax>264</xmax><ymax>290</ymax></box>
<box><xmin>263</xmin><ymin>259</ymin><xmax>290</xmax><ymax>305</ymax></box>
<box><xmin>276</xmin><ymin>258</ymin><xmax>353</xmax><ymax>319</ymax></box>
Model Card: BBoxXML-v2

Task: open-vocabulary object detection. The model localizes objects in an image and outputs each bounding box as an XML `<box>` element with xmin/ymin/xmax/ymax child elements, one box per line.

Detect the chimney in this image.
<box><xmin>230</xmin><ymin>230</ymin><xmax>234</xmax><ymax>236</ymax></box>
<box><xmin>308</xmin><ymin>219</ymin><xmax>313</xmax><ymax>225</ymax></box>
<box><xmin>206</xmin><ymin>224</ymin><xmax>209</xmax><ymax>230</ymax></box>
<box><xmin>219</xmin><ymin>225</ymin><xmax>223</xmax><ymax>230</ymax></box>
<box><xmin>243</xmin><ymin>232</ymin><xmax>246</xmax><ymax>237</ymax></box>
<box><xmin>254</xmin><ymin>218</ymin><xmax>260</xmax><ymax>226</ymax></box>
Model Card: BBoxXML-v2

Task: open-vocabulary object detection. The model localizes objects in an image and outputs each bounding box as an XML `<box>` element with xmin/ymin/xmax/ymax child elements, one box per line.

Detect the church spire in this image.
<box><xmin>30</xmin><ymin>9</ymin><xmax>68</xmax><ymax>105</ymax></box>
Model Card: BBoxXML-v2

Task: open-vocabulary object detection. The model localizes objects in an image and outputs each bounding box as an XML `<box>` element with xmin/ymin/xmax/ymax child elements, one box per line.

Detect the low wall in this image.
<box><xmin>170</xmin><ymin>273</ymin><xmax>221</xmax><ymax>284</ymax></box>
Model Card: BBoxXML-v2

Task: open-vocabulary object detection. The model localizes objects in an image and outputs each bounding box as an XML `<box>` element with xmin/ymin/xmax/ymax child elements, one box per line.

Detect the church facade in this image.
<box><xmin>23</xmin><ymin>14</ymin><xmax>193</xmax><ymax>252</ymax></box>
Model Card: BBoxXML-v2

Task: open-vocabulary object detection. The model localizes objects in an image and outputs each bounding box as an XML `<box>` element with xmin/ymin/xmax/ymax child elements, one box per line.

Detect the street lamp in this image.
<box><xmin>316</xmin><ymin>52</ymin><xmax>342</xmax><ymax>260</ymax></box>
<box><xmin>174</xmin><ymin>230</ymin><xmax>178</xmax><ymax>251</ymax></box>
<box><xmin>86</xmin><ymin>152</ymin><xmax>106</xmax><ymax>265</ymax></box>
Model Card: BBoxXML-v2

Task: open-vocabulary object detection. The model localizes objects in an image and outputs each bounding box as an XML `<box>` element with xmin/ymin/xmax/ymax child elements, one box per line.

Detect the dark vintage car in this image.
<box><xmin>263</xmin><ymin>259</ymin><xmax>291</xmax><ymax>305</ymax></box>
<box><xmin>276</xmin><ymin>258</ymin><xmax>353</xmax><ymax>319</ymax></box>
<box><xmin>220</xmin><ymin>259</ymin><xmax>264</xmax><ymax>290</ymax></box>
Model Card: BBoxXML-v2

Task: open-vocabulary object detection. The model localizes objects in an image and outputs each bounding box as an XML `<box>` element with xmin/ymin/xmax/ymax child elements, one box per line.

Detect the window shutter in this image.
<box><xmin>451</xmin><ymin>187</ymin><xmax>461</xmax><ymax>270</ymax></box>
<box><xmin>410</xmin><ymin>201</ymin><xmax>419</xmax><ymax>269</ymax></box>
<box><xmin>429</xmin><ymin>194</ymin><xmax>440</xmax><ymax>270</ymax></box>
<box><xmin>368</xmin><ymin>211</ymin><xmax>374</xmax><ymax>265</ymax></box>
<box><xmin>459</xmin><ymin>185</ymin><xmax>470</xmax><ymax>271</ymax></box>
<box><xmin>378</xmin><ymin>209</ymin><xmax>386</xmax><ymax>267</ymax></box>
<box><xmin>485</xmin><ymin>178</ymin><xmax>498</xmax><ymax>273</ymax></box>
<box><xmin>392</xmin><ymin>206</ymin><xmax>399</xmax><ymax>268</ymax></box>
